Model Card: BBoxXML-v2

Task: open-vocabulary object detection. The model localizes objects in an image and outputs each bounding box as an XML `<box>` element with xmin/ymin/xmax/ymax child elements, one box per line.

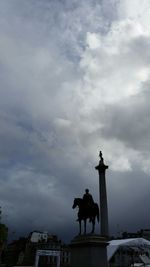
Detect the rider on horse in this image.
<box><xmin>83</xmin><ymin>189</ymin><xmax>94</xmax><ymax>207</ymax></box>
<box><xmin>83</xmin><ymin>189</ymin><xmax>94</xmax><ymax>221</ymax></box>
<box><xmin>76</xmin><ymin>189</ymin><xmax>95</xmax><ymax>222</ymax></box>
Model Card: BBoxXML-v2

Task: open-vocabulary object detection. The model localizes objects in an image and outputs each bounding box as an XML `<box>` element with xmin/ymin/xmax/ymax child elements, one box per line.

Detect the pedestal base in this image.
<box><xmin>70</xmin><ymin>235</ymin><xmax>108</xmax><ymax>267</ymax></box>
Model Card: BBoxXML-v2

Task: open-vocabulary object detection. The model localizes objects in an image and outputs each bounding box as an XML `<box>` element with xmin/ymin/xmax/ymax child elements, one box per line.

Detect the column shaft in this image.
<box><xmin>99</xmin><ymin>170</ymin><xmax>109</xmax><ymax>237</ymax></box>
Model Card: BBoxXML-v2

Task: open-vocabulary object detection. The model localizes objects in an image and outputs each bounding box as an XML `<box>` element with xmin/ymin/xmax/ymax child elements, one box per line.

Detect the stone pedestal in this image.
<box><xmin>70</xmin><ymin>235</ymin><xmax>108</xmax><ymax>267</ymax></box>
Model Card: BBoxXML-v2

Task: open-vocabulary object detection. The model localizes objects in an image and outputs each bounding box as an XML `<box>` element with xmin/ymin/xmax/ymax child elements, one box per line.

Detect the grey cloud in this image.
<box><xmin>0</xmin><ymin>0</ymin><xmax>118</xmax><ymax>60</ymax></box>
<box><xmin>100</xmin><ymin>83</ymin><xmax>150</xmax><ymax>152</ymax></box>
<box><xmin>107</xmin><ymin>169</ymin><xmax>150</xmax><ymax>234</ymax></box>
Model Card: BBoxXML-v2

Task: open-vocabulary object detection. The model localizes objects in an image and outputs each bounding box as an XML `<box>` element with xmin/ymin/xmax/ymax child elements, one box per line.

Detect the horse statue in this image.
<box><xmin>72</xmin><ymin>198</ymin><xmax>99</xmax><ymax>235</ymax></box>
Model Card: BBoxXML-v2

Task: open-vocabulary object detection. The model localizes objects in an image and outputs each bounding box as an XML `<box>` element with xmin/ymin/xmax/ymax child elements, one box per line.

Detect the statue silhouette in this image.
<box><xmin>83</xmin><ymin>189</ymin><xmax>94</xmax><ymax>206</ymax></box>
<box><xmin>72</xmin><ymin>189</ymin><xmax>99</xmax><ymax>235</ymax></box>
<box><xmin>83</xmin><ymin>189</ymin><xmax>94</xmax><ymax>221</ymax></box>
<box><xmin>99</xmin><ymin>150</ymin><xmax>104</xmax><ymax>165</ymax></box>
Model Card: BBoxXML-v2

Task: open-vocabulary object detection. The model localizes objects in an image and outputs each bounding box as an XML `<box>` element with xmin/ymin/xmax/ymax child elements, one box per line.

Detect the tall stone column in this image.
<box><xmin>70</xmin><ymin>151</ymin><xmax>109</xmax><ymax>267</ymax></box>
<box><xmin>95</xmin><ymin>151</ymin><xmax>109</xmax><ymax>238</ymax></box>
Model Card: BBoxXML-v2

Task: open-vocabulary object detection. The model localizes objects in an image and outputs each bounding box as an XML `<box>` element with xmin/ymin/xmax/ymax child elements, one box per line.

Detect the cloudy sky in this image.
<box><xmin>1</xmin><ymin>0</ymin><xmax>150</xmax><ymax>242</ymax></box>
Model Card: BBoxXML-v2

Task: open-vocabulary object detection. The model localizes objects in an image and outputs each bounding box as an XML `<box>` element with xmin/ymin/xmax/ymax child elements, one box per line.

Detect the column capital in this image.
<box><xmin>95</xmin><ymin>164</ymin><xmax>108</xmax><ymax>172</ymax></box>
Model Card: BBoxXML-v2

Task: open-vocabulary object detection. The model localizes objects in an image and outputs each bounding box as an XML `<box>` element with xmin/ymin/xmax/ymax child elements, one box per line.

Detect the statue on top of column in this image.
<box><xmin>99</xmin><ymin>151</ymin><xmax>104</xmax><ymax>165</ymax></box>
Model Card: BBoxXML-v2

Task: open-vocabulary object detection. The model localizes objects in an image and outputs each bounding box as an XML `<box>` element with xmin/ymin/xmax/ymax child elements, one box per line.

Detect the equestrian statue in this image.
<box><xmin>72</xmin><ymin>189</ymin><xmax>99</xmax><ymax>235</ymax></box>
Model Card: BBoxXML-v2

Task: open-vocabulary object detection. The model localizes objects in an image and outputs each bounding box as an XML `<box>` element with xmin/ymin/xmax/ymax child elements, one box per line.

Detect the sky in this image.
<box><xmin>0</xmin><ymin>0</ymin><xmax>150</xmax><ymax>243</ymax></box>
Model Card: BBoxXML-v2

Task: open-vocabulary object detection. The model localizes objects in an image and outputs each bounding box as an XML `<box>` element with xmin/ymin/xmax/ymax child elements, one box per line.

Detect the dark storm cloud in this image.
<box><xmin>107</xmin><ymin>168</ymin><xmax>150</xmax><ymax>235</ymax></box>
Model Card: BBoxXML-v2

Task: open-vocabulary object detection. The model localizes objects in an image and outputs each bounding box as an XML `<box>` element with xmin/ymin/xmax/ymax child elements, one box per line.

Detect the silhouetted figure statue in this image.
<box><xmin>72</xmin><ymin>190</ymin><xmax>99</xmax><ymax>235</ymax></box>
<box><xmin>99</xmin><ymin>150</ymin><xmax>104</xmax><ymax>165</ymax></box>
<box><xmin>83</xmin><ymin>189</ymin><xmax>94</xmax><ymax>219</ymax></box>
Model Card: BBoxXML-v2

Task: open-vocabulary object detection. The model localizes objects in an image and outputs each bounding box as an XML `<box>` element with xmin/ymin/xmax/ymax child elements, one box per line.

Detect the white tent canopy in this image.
<box><xmin>107</xmin><ymin>238</ymin><xmax>150</xmax><ymax>261</ymax></box>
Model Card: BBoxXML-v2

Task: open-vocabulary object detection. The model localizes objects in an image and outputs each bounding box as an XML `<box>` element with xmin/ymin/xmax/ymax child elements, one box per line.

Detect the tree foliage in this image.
<box><xmin>0</xmin><ymin>223</ymin><xmax>8</xmax><ymax>245</ymax></box>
